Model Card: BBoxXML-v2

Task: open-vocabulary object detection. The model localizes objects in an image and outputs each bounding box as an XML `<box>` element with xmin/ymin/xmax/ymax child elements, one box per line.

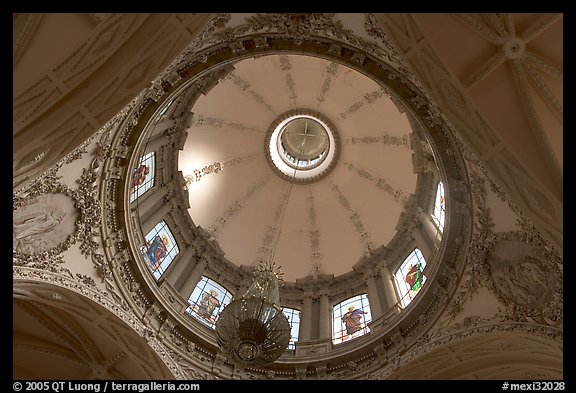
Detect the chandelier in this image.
<box><xmin>215</xmin><ymin>261</ymin><xmax>291</xmax><ymax>367</ymax></box>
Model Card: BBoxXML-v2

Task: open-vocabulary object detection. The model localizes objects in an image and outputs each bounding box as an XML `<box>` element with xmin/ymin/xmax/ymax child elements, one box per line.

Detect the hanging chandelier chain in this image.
<box><xmin>267</xmin><ymin>181</ymin><xmax>294</xmax><ymax>274</ymax></box>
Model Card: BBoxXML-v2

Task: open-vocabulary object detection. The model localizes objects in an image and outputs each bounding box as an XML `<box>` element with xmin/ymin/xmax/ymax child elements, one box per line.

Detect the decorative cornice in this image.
<box><xmin>153</xmin><ymin>13</ymin><xmax>232</xmax><ymax>81</ymax></box>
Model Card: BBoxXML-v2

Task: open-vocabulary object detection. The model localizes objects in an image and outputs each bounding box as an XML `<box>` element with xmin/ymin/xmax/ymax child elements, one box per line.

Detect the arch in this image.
<box><xmin>13</xmin><ymin>278</ymin><xmax>177</xmax><ymax>380</ymax></box>
<box><xmin>385</xmin><ymin>329</ymin><xmax>562</xmax><ymax>380</ymax></box>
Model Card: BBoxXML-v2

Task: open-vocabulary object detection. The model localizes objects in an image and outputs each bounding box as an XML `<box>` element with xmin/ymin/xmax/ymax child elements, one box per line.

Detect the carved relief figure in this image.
<box><xmin>490</xmin><ymin>253</ymin><xmax>555</xmax><ymax>309</ymax></box>
<box><xmin>13</xmin><ymin>206</ymin><xmax>66</xmax><ymax>253</ymax></box>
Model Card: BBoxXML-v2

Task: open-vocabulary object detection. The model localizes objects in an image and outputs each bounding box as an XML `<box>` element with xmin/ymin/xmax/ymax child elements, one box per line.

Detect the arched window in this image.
<box><xmin>140</xmin><ymin>220</ymin><xmax>179</xmax><ymax>280</ymax></box>
<box><xmin>432</xmin><ymin>180</ymin><xmax>446</xmax><ymax>232</ymax></box>
<box><xmin>394</xmin><ymin>248</ymin><xmax>427</xmax><ymax>308</ymax></box>
<box><xmin>282</xmin><ymin>307</ymin><xmax>300</xmax><ymax>350</ymax></box>
<box><xmin>129</xmin><ymin>152</ymin><xmax>155</xmax><ymax>203</ymax></box>
<box><xmin>186</xmin><ymin>276</ymin><xmax>233</xmax><ymax>329</ymax></box>
<box><xmin>332</xmin><ymin>294</ymin><xmax>371</xmax><ymax>344</ymax></box>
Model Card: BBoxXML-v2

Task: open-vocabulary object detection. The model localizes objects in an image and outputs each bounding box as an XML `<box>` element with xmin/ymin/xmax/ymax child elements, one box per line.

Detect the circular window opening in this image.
<box><xmin>278</xmin><ymin>117</ymin><xmax>330</xmax><ymax>170</ymax></box>
<box><xmin>265</xmin><ymin>110</ymin><xmax>340</xmax><ymax>184</ymax></box>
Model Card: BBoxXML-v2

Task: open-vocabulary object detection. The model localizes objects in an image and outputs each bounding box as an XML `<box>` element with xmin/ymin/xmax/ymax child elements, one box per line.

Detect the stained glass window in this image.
<box><xmin>394</xmin><ymin>248</ymin><xmax>427</xmax><ymax>308</ymax></box>
<box><xmin>332</xmin><ymin>294</ymin><xmax>371</xmax><ymax>344</ymax></box>
<box><xmin>129</xmin><ymin>152</ymin><xmax>155</xmax><ymax>203</ymax></box>
<box><xmin>186</xmin><ymin>276</ymin><xmax>233</xmax><ymax>329</ymax></box>
<box><xmin>432</xmin><ymin>180</ymin><xmax>446</xmax><ymax>232</ymax></box>
<box><xmin>282</xmin><ymin>307</ymin><xmax>300</xmax><ymax>350</ymax></box>
<box><xmin>140</xmin><ymin>220</ymin><xmax>179</xmax><ymax>280</ymax></box>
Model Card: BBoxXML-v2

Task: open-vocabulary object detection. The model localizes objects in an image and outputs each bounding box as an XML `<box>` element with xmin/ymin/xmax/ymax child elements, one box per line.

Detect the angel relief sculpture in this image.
<box><xmin>13</xmin><ymin>193</ymin><xmax>72</xmax><ymax>255</ymax></box>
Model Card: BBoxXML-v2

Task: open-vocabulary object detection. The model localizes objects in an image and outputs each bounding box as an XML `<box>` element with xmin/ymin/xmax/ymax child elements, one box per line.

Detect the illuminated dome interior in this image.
<box><xmin>179</xmin><ymin>54</ymin><xmax>418</xmax><ymax>282</ymax></box>
<box><xmin>12</xmin><ymin>12</ymin><xmax>562</xmax><ymax>381</ymax></box>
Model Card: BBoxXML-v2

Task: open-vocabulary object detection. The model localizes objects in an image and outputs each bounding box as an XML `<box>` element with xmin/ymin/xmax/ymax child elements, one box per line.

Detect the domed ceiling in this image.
<box><xmin>179</xmin><ymin>54</ymin><xmax>418</xmax><ymax>282</ymax></box>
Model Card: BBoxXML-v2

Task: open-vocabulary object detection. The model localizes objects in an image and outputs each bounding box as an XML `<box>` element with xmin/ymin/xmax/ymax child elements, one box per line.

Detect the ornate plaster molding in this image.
<box><xmin>86</xmin><ymin>15</ymin><xmax>474</xmax><ymax>380</ymax></box>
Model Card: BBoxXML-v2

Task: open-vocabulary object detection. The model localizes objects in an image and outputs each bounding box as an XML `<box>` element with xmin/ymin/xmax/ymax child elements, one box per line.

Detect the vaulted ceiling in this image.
<box><xmin>12</xmin><ymin>13</ymin><xmax>563</xmax><ymax>380</ymax></box>
<box><xmin>13</xmin><ymin>284</ymin><xmax>174</xmax><ymax>380</ymax></box>
<box><xmin>374</xmin><ymin>13</ymin><xmax>563</xmax><ymax>250</ymax></box>
<box><xmin>13</xmin><ymin>13</ymin><xmax>563</xmax><ymax>253</ymax></box>
<box><xmin>180</xmin><ymin>54</ymin><xmax>418</xmax><ymax>282</ymax></box>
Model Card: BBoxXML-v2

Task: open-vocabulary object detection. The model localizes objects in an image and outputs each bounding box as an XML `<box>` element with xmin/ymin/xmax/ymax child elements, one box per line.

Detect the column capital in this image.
<box><xmin>406</xmin><ymin>219</ymin><xmax>422</xmax><ymax>235</ymax></box>
<box><xmin>302</xmin><ymin>291</ymin><xmax>316</xmax><ymax>301</ymax></box>
<box><xmin>362</xmin><ymin>269</ymin><xmax>380</xmax><ymax>281</ymax></box>
<box><xmin>318</xmin><ymin>288</ymin><xmax>330</xmax><ymax>298</ymax></box>
<box><xmin>376</xmin><ymin>260</ymin><xmax>391</xmax><ymax>274</ymax></box>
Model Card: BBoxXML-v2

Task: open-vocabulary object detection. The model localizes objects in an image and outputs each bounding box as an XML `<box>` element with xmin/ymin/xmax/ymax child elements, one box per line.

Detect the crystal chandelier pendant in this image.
<box><xmin>215</xmin><ymin>261</ymin><xmax>291</xmax><ymax>367</ymax></box>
